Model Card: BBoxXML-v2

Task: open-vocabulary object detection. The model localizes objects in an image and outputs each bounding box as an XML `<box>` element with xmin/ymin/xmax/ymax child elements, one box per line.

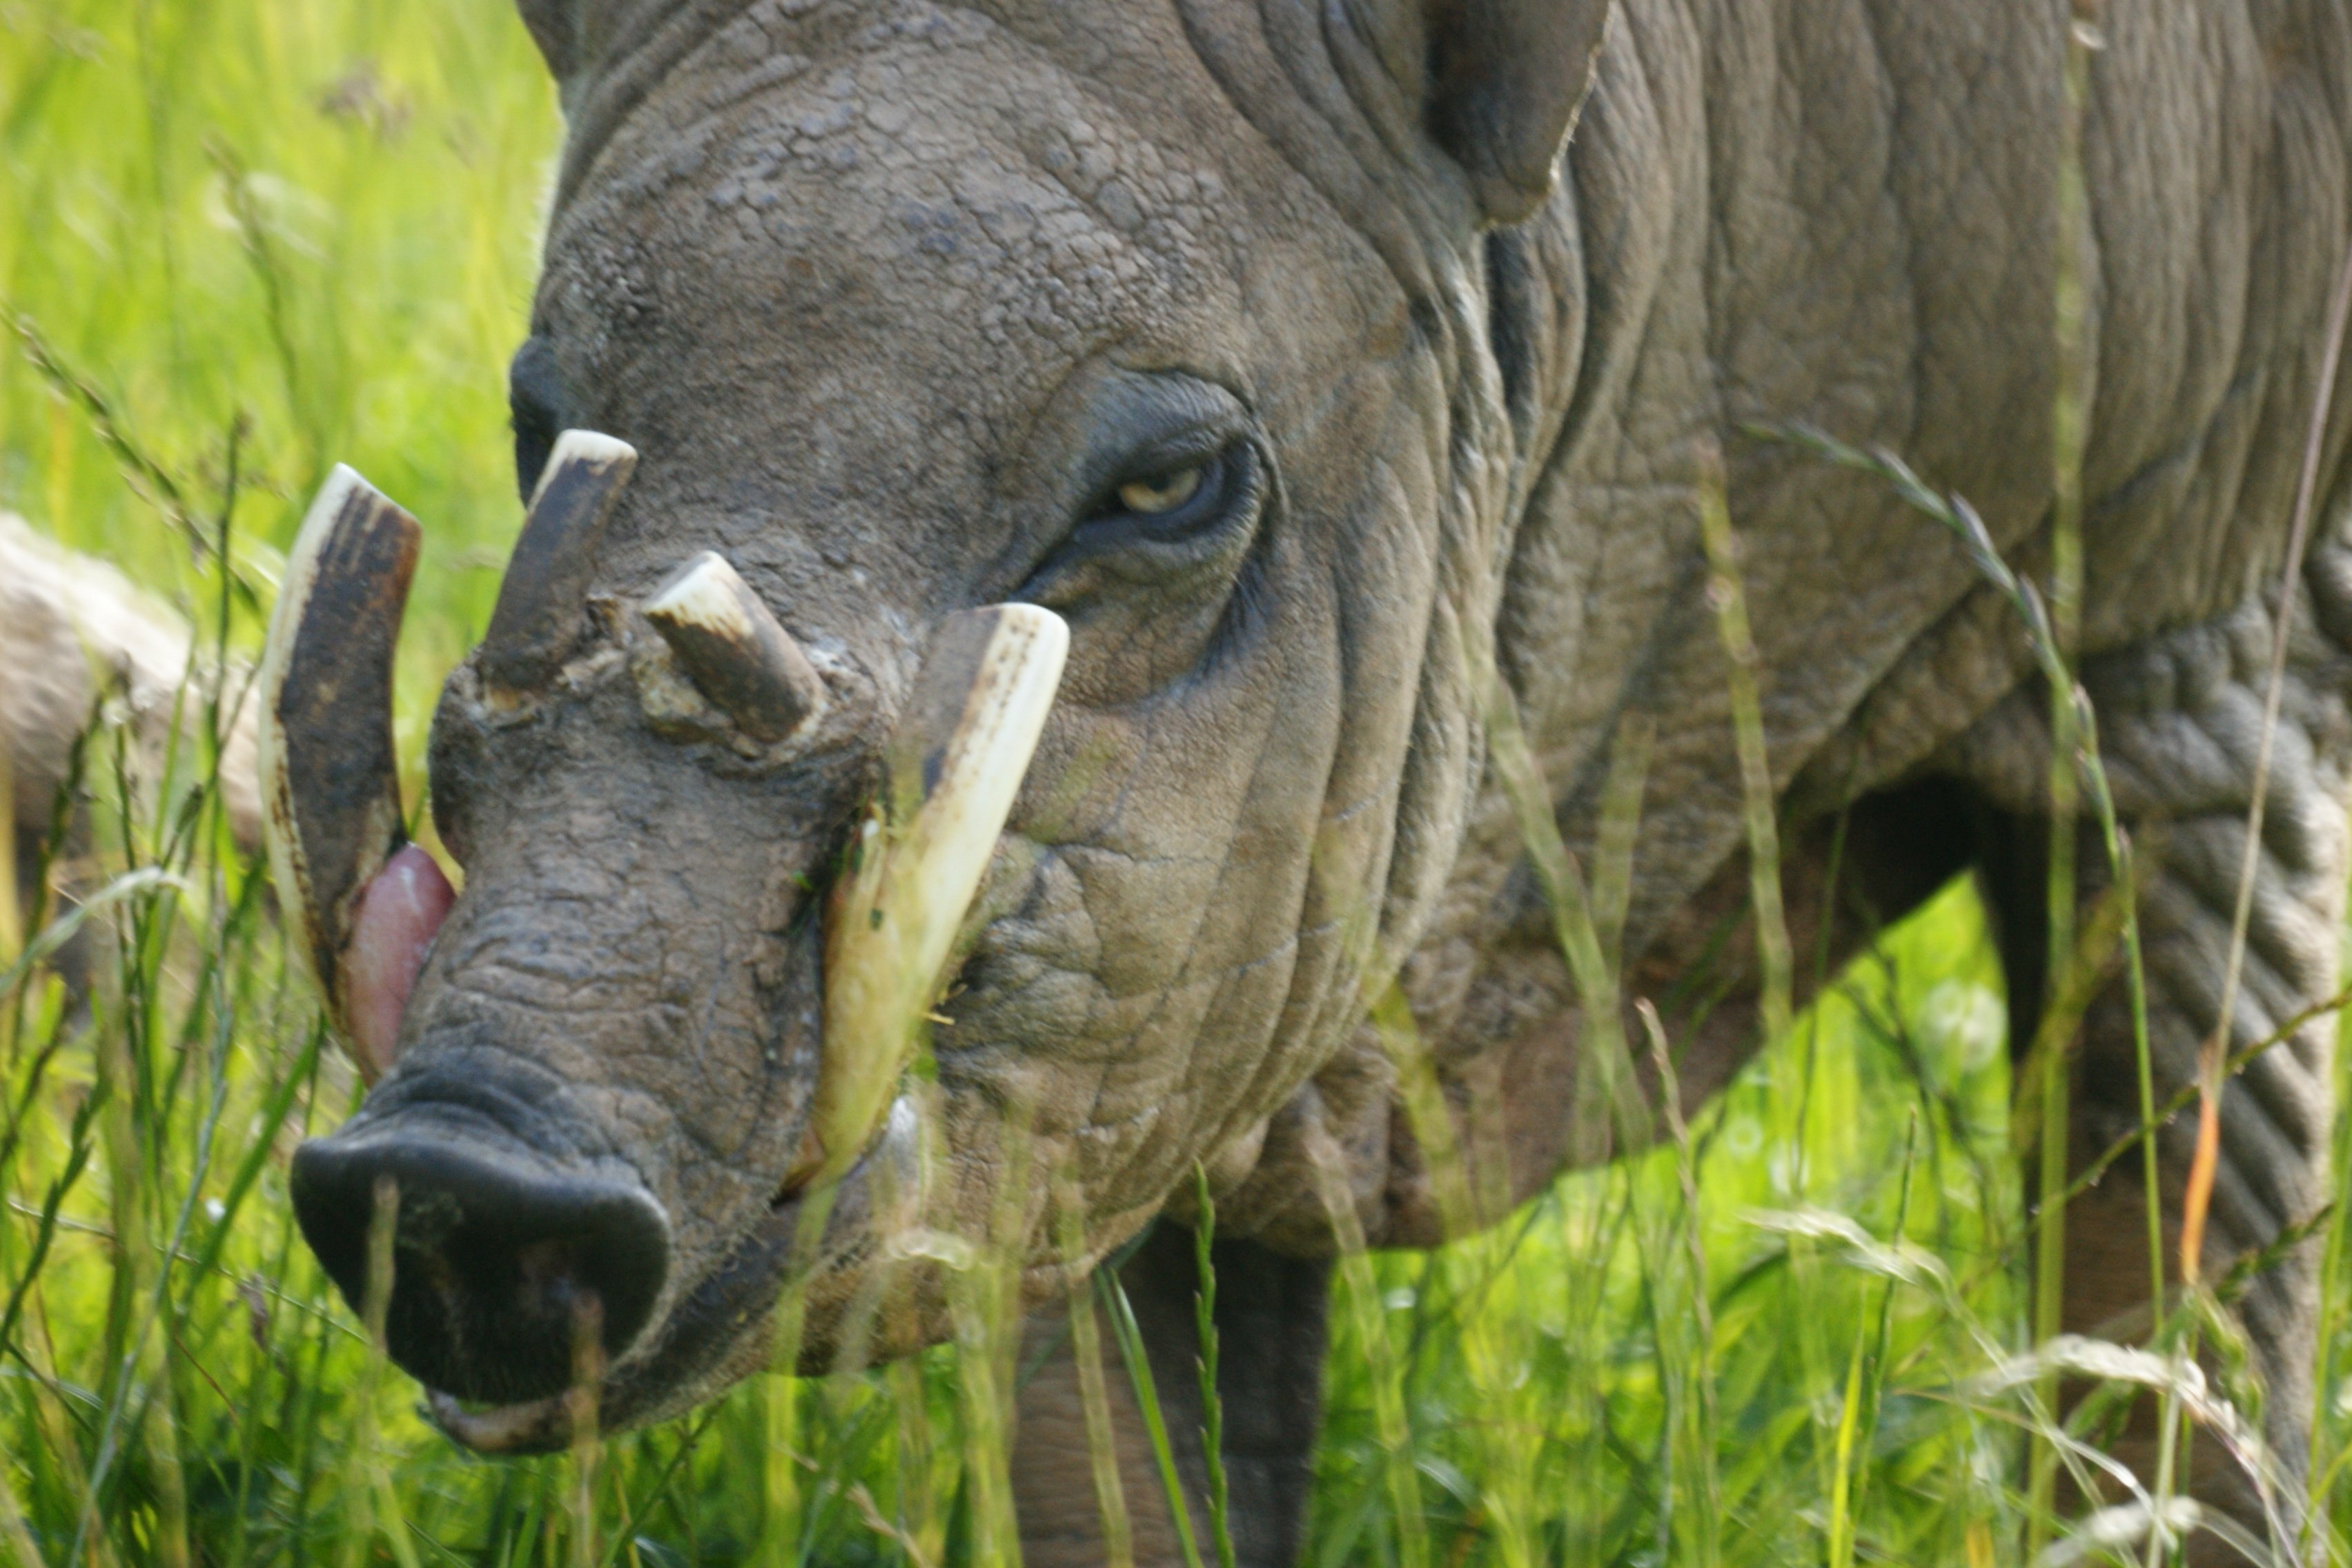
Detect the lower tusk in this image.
<box><xmin>642</xmin><ymin>551</ymin><xmax>825</xmax><ymax>741</ymax></box>
<box><xmin>804</xmin><ymin>605</ymin><xmax>1068</xmax><ymax>1188</ymax></box>
<box><xmin>257</xmin><ymin>467</ymin><xmax>421</xmax><ymax>1079</ymax></box>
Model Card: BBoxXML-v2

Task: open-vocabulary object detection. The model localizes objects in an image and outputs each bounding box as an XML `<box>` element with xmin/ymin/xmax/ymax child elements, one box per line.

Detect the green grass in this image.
<box><xmin>4</xmin><ymin>3</ymin><xmax>2351</xmax><ymax>1565</ymax></box>
<box><xmin>2</xmin><ymin>0</ymin><xmax>551</xmax><ymax>816</ymax></box>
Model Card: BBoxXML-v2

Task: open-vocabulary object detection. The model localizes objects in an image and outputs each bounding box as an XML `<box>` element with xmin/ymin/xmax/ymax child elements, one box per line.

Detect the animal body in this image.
<box><xmin>266</xmin><ymin>1</ymin><xmax>2352</xmax><ymax>1561</ymax></box>
<box><xmin>1</xmin><ymin>511</ymin><xmax>261</xmax><ymax>929</ymax></box>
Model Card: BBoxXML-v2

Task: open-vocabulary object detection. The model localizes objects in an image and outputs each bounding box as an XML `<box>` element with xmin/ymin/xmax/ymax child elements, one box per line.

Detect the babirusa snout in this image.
<box><xmin>258</xmin><ymin>466</ymin><xmax>427</xmax><ymax>1081</ymax></box>
<box><xmin>643</xmin><ymin>550</ymin><xmax>827</xmax><ymax>741</ymax></box>
<box><xmin>804</xmin><ymin>604</ymin><xmax>1068</xmax><ymax>1188</ymax></box>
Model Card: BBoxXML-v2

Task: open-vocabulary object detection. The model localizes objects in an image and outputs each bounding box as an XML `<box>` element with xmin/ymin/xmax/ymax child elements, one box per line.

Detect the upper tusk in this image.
<box><xmin>478</xmin><ymin>429</ymin><xmax>637</xmax><ymax>698</ymax></box>
<box><xmin>803</xmin><ymin>604</ymin><xmax>1068</xmax><ymax>1188</ymax></box>
<box><xmin>257</xmin><ymin>465</ymin><xmax>421</xmax><ymax>1080</ymax></box>
<box><xmin>642</xmin><ymin>551</ymin><xmax>825</xmax><ymax>741</ymax></box>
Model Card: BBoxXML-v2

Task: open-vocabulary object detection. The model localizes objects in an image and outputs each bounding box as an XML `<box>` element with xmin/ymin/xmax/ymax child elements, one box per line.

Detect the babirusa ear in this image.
<box><xmin>1425</xmin><ymin>0</ymin><xmax>1614</xmax><ymax>225</ymax></box>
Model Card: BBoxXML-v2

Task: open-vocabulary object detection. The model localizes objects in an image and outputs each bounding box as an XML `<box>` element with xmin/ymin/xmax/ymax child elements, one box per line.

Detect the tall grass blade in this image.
<box><xmin>763</xmin><ymin>1183</ymin><xmax>841</xmax><ymax>1566</ymax></box>
<box><xmin>344</xmin><ymin>1174</ymin><xmax>421</xmax><ymax>1568</ymax></box>
<box><xmin>1693</xmin><ymin>440</ymin><xmax>1794</xmax><ymax>1068</ymax></box>
<box><xmin>0</xmin><ymin>744</ymin><xmax>17</xmax><ymax>968</ymax></box>
<box><xmin>1304</xmin><ymin>1122</ymin><xmax>1427</xmax><ymax>1568</ymax></box>
<box><xmin>1695</xmin><ymin>440</ymin><xmax>1841</xmax><ymax>1525</ymax></box>
<box><xmin>1191</xmin><ymin>1165</ymin><xmax>1236</xmax><ymax>1568</ymax></box>
<box><xmin>0</xmin><ymin>1462</ymin><xmax>40</xmax><ymax>1568</ymax></box>
<box><xmin>2027</xmin><ymin>12</ymin><xmax>2099</xmax><ymax>1551</ymax></box>
<box><xmin>1098</xmin><ymin>1266</ymin><xmax>1207</xmax><ymax>1568</ymax></box>
<box><xmin>1638</xmin><ymin>999</ymin><xmax>1721</xmax><ymax>1568</ymax></box>
<box><xmin>1466</xmin><ymin>634</ymin><xmax>1645</xmax><ymax>1165</ymax></box>
<box><xmin>1057</xmin><ymin>1182</ymin><xmax>1134</xmax><ymax>1568</ymax></box>
<box><xmin>1827</xmin><ymin>1110</ymin><xmax>1919</xmax><ymax>1568</ymax></box>
<box><xmin>889</xmin><ymin>1357</ymin><xmax>949</xmax><ymax>1568</ymax></box>
<box><xmin>569</xmin><ymin>1296</ymin><xmax>606</xmax><ymax>1568</ymax></box>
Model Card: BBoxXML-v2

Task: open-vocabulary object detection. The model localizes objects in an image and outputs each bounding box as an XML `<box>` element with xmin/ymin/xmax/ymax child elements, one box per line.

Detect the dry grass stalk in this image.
<box><xmin>1057</xmin><ymin>1177</ymin><xmax>1135</xmax><ymax>1568</ymax></box>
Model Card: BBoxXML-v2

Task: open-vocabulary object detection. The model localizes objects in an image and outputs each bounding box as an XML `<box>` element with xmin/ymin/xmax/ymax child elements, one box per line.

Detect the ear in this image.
<box><xmin>1422</xmin><ymin>0</ymin><xmax>1614</xmax><ymax>225</ymax></box>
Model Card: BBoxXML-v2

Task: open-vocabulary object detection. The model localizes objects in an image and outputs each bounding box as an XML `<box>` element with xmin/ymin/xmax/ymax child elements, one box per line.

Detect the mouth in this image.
<box><xmin>422</xmin><ymin>1099</ymin><xmax>920</xmax><ymax>1454</ymax></box>
<box><xmin>423</xmin><ymin>1187</ymin><xmax>816</xmax><ymax>1453</ymax></box>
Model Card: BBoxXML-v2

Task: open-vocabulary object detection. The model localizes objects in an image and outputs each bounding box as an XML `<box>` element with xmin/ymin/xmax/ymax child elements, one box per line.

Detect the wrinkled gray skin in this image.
<box><xmin>297</xmin><ymin>0</ymin><xmax>2352</xmax><ymax>1560</ymax></box>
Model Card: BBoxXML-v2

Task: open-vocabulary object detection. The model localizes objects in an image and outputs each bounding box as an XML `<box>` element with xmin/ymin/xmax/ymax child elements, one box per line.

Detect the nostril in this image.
<box><xmin>290</xmin><ymin>1118</ymin><xmax>669</xmax><ymax>1406</ymax></box>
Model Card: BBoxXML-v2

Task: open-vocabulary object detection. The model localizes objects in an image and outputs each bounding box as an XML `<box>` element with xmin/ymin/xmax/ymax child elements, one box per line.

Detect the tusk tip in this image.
<box><xmin>643</xmin><ymin>551</ymin><xmax>751</xmax><ymax>637</ymax></box>
<box><xmin>484</xmin><ymin>429</ymin><xmax>639</xmax><ymax>694</ymax></box>
<box><xmin>640</xmin><ymin>549</ymin><xmax>825</xmax><ymax>743</ymax></box>
<box><xmin>526</xmin><ymin>429</ymin><xmax>638</xmax><ymax>511</ymax></box>
<box><xmin>284</xmin><ymin>466</ymin><xmax>413</xmax><ymax>572</ymax></box>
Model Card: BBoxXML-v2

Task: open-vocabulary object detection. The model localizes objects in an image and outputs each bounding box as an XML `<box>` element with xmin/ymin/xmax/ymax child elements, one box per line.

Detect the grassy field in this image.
<box><xmin>2</xmin><ymin>2</ymin><xmax>2348</xmax><ymax>1565</ymax></box>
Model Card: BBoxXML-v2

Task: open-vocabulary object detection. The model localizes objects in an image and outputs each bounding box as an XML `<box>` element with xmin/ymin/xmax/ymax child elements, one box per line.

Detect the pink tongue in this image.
<box><xmin>346</xmin><ymin>843</ymin><xmax>455</xmax><ymax>1080</ymax></box>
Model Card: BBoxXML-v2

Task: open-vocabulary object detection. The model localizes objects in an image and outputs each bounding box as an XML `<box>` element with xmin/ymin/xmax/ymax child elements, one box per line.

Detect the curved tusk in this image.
<box><xmin>803</xmin><ymin>604</ymin><xmax>1068</xmax><ymax>1188</ymax></box>
<box><xmin>642</xmin><ymin>551</ymin><xmax>825</xmax><ymax>741</ymax></box>
<box><xmin>257</xmin><ymin>466</ymin><xmax>421</xmax><ymax>1080</ymax></box>
<box><xmin>479</xmin><ymin>429</ymin><xmax>637</xmax><ymax>698</ymax></box>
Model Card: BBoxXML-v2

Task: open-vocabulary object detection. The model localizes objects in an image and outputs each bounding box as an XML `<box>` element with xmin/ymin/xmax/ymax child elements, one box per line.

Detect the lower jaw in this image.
<box><xmin>426</xmin><ymin>1182</ymin><xmax>821</xmax><ymax>1453</ymax></box>
<box><xmin>424</xmin><ymin>1121</ymin><xmax>928</xmax><ymax>1454</ymax></box>
<box><xmin>427</xmin><ymin>1387</ymin><xmax>583</xmax><ymax>1453</ymax></box>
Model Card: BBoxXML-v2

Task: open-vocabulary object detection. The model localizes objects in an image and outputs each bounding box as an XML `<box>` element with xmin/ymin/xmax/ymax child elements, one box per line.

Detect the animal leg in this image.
<box><xmin>1010</xmin><ymin>1222</ymin><xmax>1331</xmax><ymax>1568</ymax></box>
<box><xmin>1960</xmin><ymin>585</ymin><xmax>2352</xmax><ymax>1560</ymax></box>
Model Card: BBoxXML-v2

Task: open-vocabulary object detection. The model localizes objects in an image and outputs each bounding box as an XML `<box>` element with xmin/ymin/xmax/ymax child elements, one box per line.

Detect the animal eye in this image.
<box><xmin>1116</xmin><ymin>465</ymin><xmax>1204</xmax><ymax>516</ymax></box>
<box><xmin>507</xmin><ymin>337</ymin><xmax>565</xmax><ymax>507</ymax></box>
<box><xmin>1025</xmin><ymin>440</ymin><xmax>1260</xmax><ymax>607</ymax></box>
<box><xmin>1058</xmin><ymin>444</ymin><xmax>1254</xmax><ymax>569</ymax></box>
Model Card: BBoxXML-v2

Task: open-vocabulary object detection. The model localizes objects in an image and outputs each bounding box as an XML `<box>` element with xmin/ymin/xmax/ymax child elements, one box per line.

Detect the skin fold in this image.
<box><xmin>283</xmin><ymin>1</ymin><xmax>2352</xmax><ymax>1561</ymax></box>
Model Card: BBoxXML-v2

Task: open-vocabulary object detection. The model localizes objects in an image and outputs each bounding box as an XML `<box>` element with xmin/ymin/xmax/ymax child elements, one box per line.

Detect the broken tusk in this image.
<box><xmin>257</xmin><ymin>465</ymin><xmax>422</xmax><ymax>1081</ymax></box>
<box><xmin>478</xmin><ymin>429</ymin><xmax>637</xmax><ymax>697</ymax></box>
<box><xmin>803</xmin><ymin>605</ymin><xmax>1068</xmax><ymax>1188</ymax></box>
<box><xmin>642</xmin><ymin>551</ymin><xmax>825</xmax><ymax>741</ymax></box>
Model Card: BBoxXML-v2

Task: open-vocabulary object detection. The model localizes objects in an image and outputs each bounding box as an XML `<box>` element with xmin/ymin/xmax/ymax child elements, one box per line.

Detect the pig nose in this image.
<box><xmin>289</xmin><ymin>1108</ymin><xmax>669</xmax><ymax>1407</ymax></box>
